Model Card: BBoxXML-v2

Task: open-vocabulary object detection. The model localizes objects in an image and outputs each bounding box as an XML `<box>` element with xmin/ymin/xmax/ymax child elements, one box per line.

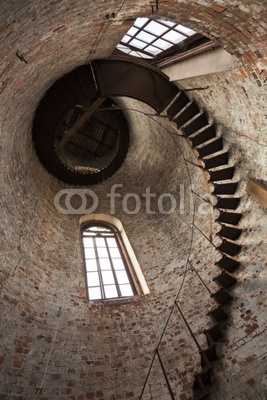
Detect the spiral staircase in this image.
<box><xmin>164</xmin><ymin>89</ymin><xmax>243</xmax><ymax>399</ymax></box>
<box><xmin>32</xmin><ymin>56</ymin><xmax>244</xmax><ymax>399</ymax></box>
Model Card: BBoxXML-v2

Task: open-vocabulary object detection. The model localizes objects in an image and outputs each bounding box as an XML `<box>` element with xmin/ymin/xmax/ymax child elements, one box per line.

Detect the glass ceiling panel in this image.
<box><xmin>128</xmin><ymin>26</ymin><xmax>138</xmax><ymax>36</ymax></box>
<box><xmin>145</xmin><ymin>45</ymin><xmax>162</xmax><ymax>55</ymax></box>
<box><xmin>129</xmin><ymin>50</ymin><xmax>144</xmax><ymax>57</ymax></box>
<box><xmin>134</xmin><ymin>17</ymin><xmax>147</xmax><ymax>28</ymax></box>
<box><xmin>121</xmin><ymin>34</ymin><xmax>131</xmax><ymax>44</ymax></box>
<box><xmin>153</xmin><ymin>38</ymin><xmax>173</xmax><ymax>50</ymax></box>
<box><xmin>117</xmin><ymin>45</ymin><xmax>131</xmax><ymax>54</ymax></box>
<box><xmin>117</xmin><ymin>17</ymin><xmax>197</xmax><ymax>59</ymax></box>
<box><xmin>131</xmin><ymin>38</ymin><xmax>147</xmax><ymax>49</ymax></box>
<box><xmin>145</xmin><ymin>20</ymin><xmax>169</xmax><ymax>36</ymax></box>
<box><xmin>130</xmin><ymin>51</ymin><xmax>153</xmax><ymax>59</ymax></box>
<box><xmin>175</xmin><ymin>25</ymin><xmax>196</xmax><ymax>36</ymax></box>
<box><xmin>136</xmin><ymin>30</ymin><xmax>156</xmax><ymax>43</ymax></box>
<box><xmin>159</xmin><ymin>20</ymin><xmax>176</xmax><ymax>27</ymax></box>
<box><xmin>163</xmin><ymin>30</ymin><xmax>186</xmax><ymax>43</ymax></box>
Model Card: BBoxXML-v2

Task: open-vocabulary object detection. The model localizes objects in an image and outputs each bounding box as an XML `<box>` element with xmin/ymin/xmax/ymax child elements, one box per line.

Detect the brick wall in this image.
<box><xmin>0</xmin><ymin>1</ymin><xmax>266</xmax><ymax>399</ymax></box>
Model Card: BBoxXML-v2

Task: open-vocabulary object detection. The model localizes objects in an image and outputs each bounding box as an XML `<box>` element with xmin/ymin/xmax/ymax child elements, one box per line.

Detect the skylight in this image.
<box><xmin>116</xmin><ymin>17</ymin><xmax>197</xmax><ymax>59</ymax></box>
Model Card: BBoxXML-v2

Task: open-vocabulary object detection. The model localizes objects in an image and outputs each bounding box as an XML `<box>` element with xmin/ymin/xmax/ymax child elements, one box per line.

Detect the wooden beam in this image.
<box><xmin>246</xmin><ymin>179</ymin><xmax>267</xmax><ymax>208</ymax></box>
<box><xmin>58</xmin><ymin>97</ymin><xmax>106</xmax><ymax>149</ymax></box>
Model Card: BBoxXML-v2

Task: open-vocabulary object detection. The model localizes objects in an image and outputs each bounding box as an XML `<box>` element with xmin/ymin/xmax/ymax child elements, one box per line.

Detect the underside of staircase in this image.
<box><xmin>32</xmin><ymin>57</ymin><xmax>244</xmax><ymax>399</ymax></box>
<box><xmin>165</xmin><ymin>90</ymin><xmax>243</xmax><ymax>400</ymax></box>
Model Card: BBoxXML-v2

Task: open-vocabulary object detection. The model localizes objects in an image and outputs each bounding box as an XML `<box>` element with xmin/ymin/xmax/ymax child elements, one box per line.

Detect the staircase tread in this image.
<box><xmin>211</xmin><ymin>288</ymin><xmax>233</xmax><ymax>304</ymax></box>
<box><xmin>216</xmin><ymin>211</ymin><xmax>242</xmax><ymax>225</ymax></box>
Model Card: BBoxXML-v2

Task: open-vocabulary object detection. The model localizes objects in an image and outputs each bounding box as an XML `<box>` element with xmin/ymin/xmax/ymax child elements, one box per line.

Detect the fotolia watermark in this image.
<box><xmin>54</xmin><ymin>184</ymin><xmax>212</xmax><ymax>215</ymax></box>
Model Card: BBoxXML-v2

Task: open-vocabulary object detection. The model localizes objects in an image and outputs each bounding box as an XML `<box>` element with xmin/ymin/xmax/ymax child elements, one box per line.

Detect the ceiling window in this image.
<box><xmin>116</xmin><ymin>17</ymin><xmax>197</xmax><ymax>59</ymax></box>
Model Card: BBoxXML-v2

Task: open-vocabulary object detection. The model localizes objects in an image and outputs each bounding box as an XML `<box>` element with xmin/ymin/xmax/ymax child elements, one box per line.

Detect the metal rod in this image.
<box><xmin>175</xmin><ymin>301</ymin><xmax>202</xmax><ymax>351</ymax></box>
<box><xmin>193</xmin><ymin>222</ymin><xmax>216</xmax><ymax>248</ymax></box>
<box><xmin>156</xmin><ymin>349</ymin><xmax>176</xmax><ymax>400</ymax></box>
<box><xmin>189</xmin><ymin>261</ymin><xmax>212</xmax><ymax>294</ymax></box>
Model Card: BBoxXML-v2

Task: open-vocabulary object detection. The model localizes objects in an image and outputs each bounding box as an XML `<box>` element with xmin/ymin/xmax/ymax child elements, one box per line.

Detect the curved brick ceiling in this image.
<box><xmin>0</xmin><ymin>1</ymin><xmax>266</xmax><ymax>400</ymax></box>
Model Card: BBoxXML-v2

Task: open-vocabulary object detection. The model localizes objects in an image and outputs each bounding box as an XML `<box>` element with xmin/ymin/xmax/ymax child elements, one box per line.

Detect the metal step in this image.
<box><xmin>190</xmin><ymin>125</ymin><xmax>217</xmax><ymax>146</ymax></box>
<box><xmin>211</xmin><ymin>288</ymin><xmax>233</xmax><ymax>305</ymax></box>
<box><xmin>208</xmin><ymin>306</ymin><xmax>228</xmax><ymax>322</ymax></box>
<box><xmin>216</xmin><ymin>256</ymin><xmax>240</xmax><ymax>272</ymax></box>
<box><xmin>44</xmin><ymin>91</ymin><xmax>70</xmax><ymax>114</ymax></box>
<box><xmin>218</xmin><ymin>240</ymin><xmax>242</xmax><ymax>256</ymax></box>
<box><xmin>193</xmin><ymin>366</ymin><xmax>213</xmax><ymax>390</ymax></box>
<box><xmin>194</xmin><ymin>391</ymin><xmax>209</xmax><ymax>400</ymax></box>
<box><xmin>218</xmin><ymin>226</ymin><xmax>242</xmax><ymax>240</ymax></box>
<box><xmin>214</xmin><ymin>272</ymin><xmax>237</xmax><ymax>288</ymax></box>
<box><xmin>203</xmin><ymin>324</ymin><xmax>223</xmax><ymax>345</ymax></box>
<box><xmin>216</xmin><ymin>197</ymin><xmax>241</xmax><ymax>210</ymax></box>
<box><xmin>54</xmin><ymin>80</ymin><xmax>77</xmax><ymax>108</ymax></box>
<box><xmin>200</xmin><ymin>344</ymin><xmax>218</xmax><ymax>367</ymax></box>
<box><xmin>198</xmin><ymin>138</ymin><xmax>223</xmax><ymax>158</ymax></box>
<box><xmin>213</xmin><ymin>182</ymin><xmax>238</xmax><ymax>195</ymax></box>
<box><xmin>216</xmin><ymin>211</ymin><xmax>242</xmax><ymax>225</ymax></box>
<box><xmin>174</xmin><ymin>101</ymin><xmax>200</xmax><ymax>127</ymax></box>
<box><xmin>182</xmin><ymin>112</ymin><xmax>209</xmax><ymax>136</ymax></box>
<box><xmin>209</xmin><ymin>167</ymin><xmax>235</xmax><ymax>182</ymax></box>
<box><xmin>63</xmin><ymin>75</ymin><xmax>85</xmax><ymax>104</ymax></box>
<box><xmin>167</xmin><ymin>91</ymin><xmax>190</xmax><ymax>118</ymax></box>
<box><xmin>204</xmin><ymin>152</ymin><xmax>229</xmax><ymax>169</ymax></box>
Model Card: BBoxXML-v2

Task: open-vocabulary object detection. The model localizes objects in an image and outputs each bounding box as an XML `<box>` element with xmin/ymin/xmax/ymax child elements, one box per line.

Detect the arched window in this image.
<box><xmin>80</xmin><ymin>214</ymin><xmax>149</xmax><ymax>300</ymax></box>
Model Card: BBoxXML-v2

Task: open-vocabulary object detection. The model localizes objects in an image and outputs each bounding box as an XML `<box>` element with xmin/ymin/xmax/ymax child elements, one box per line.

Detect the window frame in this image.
<box><xmin>115</xmin><ymin>17</ymin><xmax>215</xmax><ymax>66</ymax></box>
<box><xmin>80</xmin><ymin>214</ymin><xmax>150</xmax><ymax>301</ymax></box>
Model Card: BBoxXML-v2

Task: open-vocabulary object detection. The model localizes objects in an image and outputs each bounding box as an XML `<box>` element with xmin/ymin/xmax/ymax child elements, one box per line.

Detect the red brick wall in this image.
<box><xmin>0</xmin><ymin>1</ymin><xmax>266</xmax><ymax>399</ymax></box>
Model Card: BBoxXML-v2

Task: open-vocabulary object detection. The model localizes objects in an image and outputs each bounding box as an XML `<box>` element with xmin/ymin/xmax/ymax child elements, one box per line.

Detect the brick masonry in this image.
<box><xmin>0</xmin><ymin>1</ymin><xmax>267</xmax><ymax>399</ymax></box>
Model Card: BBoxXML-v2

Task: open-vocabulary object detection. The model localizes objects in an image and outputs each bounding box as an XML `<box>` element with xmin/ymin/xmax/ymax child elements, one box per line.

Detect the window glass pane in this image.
<box><xmin>136</xmin><ymin>31</ymin><xmax>156</xmax><ymax>43</ymax></box>
<box><xmin>88</xmin><ymin>287</ymin><xmax>102</xmax><ymax>300</ymax></box>
<box><xmin>113</xmin><ymin>259</ymin><xmax>125</xmax><ymax>270</ymax></box>
<box><xmin>117</xmin><ymin>17</ymin><xmax>197</xmax><ymax>60</ymax></box>
<box><xmin>82</xmin><ymin>223</ymin><xmax>138</xmax><ymax>300</ymax></box>
<box><xmin>99</xmin><ymin>258</ymin><xmax>111</xmax><ymax>270</ymax></box>
<box><xmin>153</xmin><ymin>38</ymin><xmax>172</xmax><ymax>50</ymax></box>
<box><xmin>85</xmin><ymin>231</ymin><xmax>97</xmax><ymax>237</ymax></box>
<box><xmin>163</xmin><ymin>30</ymin><xmax>185</xmax><ymax>43</ymax></box>
<box><xmin>84</xmin><ymin>247</ymin><xmax>95</xmax><ymax>258</ymax></box>
<box><xmin>136</xmin><ymin>52</ymin><xmax>153</xmax><ymax>59</ymax></box>
<box><xmin>106</xmin><ymin>238</ymin><xmax>117</xmax><ymax>247</ymax></box>
<box><xmin>128</xmin><ymin>26</ymin><xmax>138</xmax><ymax>36</ymax></box>
<box><xmin>87</xmin><ymin>272</ymin><xmax>100</xmax><ymax>286</ymax></box>
<box><xmin>102</xmin><ymin>270</ymin><xmax>115</xmax><ymax>285</ymax></box>
<box><xmin>130</xmin><ymin>38</ymin><xmax>146</xmax><ymax>49</ymax></box>
<box><xmin>85</xmin><ymin>259</ymin><xmax>98</xmax><ymax>272</ymax></box>
<box><xmin>145</xmin><ymin>45</ymin><xmax>162</xmax><ymax>55</ymax></box>
<box><xmin>158</xmin><ymin>20</ymin><xmax>175</xmax><ymax>28</ymax></box>
<box><xmin>104</xmin><ymin>285</ymin><xmax>118</xmax><ymax>298</ymax></box>
<box><xmin>117</xmin><ymin>45</ymin><xmax>131</xmax><ymax>54</ymax></box>
<box><xmin>109</xmin><ymin>247</ymin><xmax>121</xmax><ymax>258</ymax></box>
<box><xmin>120</xmin><ymin>284</ymin><xmax>134</xmax><ymax>297</ymax></box>
<box><xmin>116</xmin><ymin>270</ymin><xmax>130</xmax><ymax>284</ymax></box>
<box><xmin>121</xmin><ymin>34</ymin><xmax>131</xmax><ymax>44</ymax></box>
<box><xmin>134</xmin><ymin>17</ymin><xmax>148</xmax><ymax>28</ymax></box>
<box><xmin>97</xmin><ymin>247</ymin><xmax>108</xmax><ymax>257</ymax></box>
<box><xmin>145</xmin><ymin>20</ymin><xmax>169</xmax><ymax>36</ymax></box>
<box><xmin>129</xmin><ymin>50</ymin><xmax>144</xmax><ymax>57</ymax></box>
<box><xmin>83</xmin><ymin>237</ymin><xmax>94</xmax><ymax>247</ymax></box>
<box><xmin>97</xmin><ymin>226</ymin><xmax>110</xmax><ymax>232</ymax></box>
<box><xmin>95</xmin><ymin>238</ymin><xmax>105</xmax><ymax>247</ymax></box>
<box><xmin>175</xmin><ymin>25</ymin><xmax>195</xmax><ymax>36</ymax></box>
